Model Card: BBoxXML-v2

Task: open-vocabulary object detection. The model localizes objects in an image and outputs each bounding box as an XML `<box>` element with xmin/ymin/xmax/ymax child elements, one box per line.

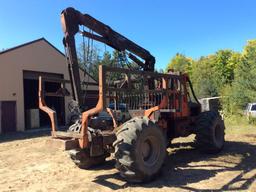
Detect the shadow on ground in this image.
<box><xmin>0</xmin><ymin>127</ymin><xmax>69</xmax><ymax>143</ymax></box>
<box><xmin>93</xmin><ymin>140</ymin><xmax>256</xmax><ymax>191</ymax></box>
<box><xmin>0</xmin><ymin>128</ymin><xmax>51</xmax><ymax>143</ymax></box>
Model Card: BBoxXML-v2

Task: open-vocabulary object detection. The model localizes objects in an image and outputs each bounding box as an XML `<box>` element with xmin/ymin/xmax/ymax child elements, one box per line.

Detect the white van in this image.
<box><xmin>244</xmin><ymin>103</ymin><xmax>256</xmax><ymax>118</ymax></box>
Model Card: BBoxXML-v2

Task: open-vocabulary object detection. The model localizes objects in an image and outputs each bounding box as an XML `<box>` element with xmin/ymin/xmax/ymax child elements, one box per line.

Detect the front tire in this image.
<box><xmin>114</xmin><ymin>116</ymin><xmax>166</xmax><ymax>183</ymax></box>
<box><xmin>195</xmin><ymin>111</ymin><xmax>225</xmax><ymax>153</ymax></box>
<box><xmin>69</xmin><ymin>149</ymin><xmax>108</xmax><ymax>169</ymax></box>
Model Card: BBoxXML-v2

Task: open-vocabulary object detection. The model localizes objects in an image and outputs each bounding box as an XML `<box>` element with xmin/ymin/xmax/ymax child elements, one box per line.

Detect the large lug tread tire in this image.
<box><xmin>114</xmin><ymin>116</ymin><xmax>166</xmax><ymax>183</ymax></box>
<box><xmin>195</xmin><ymin>111</ymin><xmax>225</xmax><ymax>153</ymax></box>
<box><xmin>69</xmin><ymin>149</ymin><xmax>108</xmax><ymax>169</ymax></box>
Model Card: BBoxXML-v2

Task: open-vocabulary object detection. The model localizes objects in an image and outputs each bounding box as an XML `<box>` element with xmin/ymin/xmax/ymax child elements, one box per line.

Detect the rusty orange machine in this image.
<box><xmin>39</xmin><ymin>7</ymin><xmax>225</xmax><ymax>183</ymax></box>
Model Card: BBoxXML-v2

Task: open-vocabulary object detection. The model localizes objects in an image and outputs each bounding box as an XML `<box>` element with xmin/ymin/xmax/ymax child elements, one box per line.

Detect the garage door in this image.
<box><xmin>1</xmin><ymin>101</ymin><xmax>16</xmax><ymax>133</ymax></box>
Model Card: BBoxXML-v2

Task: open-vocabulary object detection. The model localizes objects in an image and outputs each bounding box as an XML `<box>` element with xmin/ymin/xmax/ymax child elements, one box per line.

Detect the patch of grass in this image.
<box><xmin>224</xmin><ymin>114</ymin><xmax>256</xmax><ymax>135</ymax></box>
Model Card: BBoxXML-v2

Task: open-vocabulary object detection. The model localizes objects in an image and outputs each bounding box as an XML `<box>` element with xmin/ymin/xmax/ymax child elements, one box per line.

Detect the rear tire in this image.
<box><xmin>114</xmin><ymin>116</ymin><xmax>166</xmax><ymax>183</ymax></box>
<box><xmin>195</xmin><ymin>111</ymin><xmax>225</xmax><ymax>153</ymax></box>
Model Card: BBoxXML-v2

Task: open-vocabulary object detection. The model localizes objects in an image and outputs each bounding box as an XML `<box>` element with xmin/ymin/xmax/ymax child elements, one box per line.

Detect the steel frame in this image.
<box><xmin>39</xmin><ymin>66</ymin><xmax>188</xmax><ymax>149</ymax></box>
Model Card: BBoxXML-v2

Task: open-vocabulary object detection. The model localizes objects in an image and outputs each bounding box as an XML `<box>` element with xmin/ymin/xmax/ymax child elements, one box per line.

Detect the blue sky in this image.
<box><xmin>1</xmin><ymin>0</ymin><xmax>256</xmax><ymax>70</ymax></box>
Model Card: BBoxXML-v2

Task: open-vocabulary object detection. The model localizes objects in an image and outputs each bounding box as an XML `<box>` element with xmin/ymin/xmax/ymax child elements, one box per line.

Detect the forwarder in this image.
<box><xmin>39</xmin><ymin>7</ymin><xmax>225</xmax><ymax>182</ymax></box>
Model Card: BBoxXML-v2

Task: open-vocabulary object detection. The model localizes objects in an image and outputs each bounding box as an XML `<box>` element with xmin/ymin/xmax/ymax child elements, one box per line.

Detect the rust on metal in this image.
<box><xmin>144</xmin><ymin>77</ymin><xmax>168</xmax><ymax>119</ymax></box>
<box><xmin>78</xmin><ymin>65</ymin><xmax>105</xmax><ymax>148</ymax></box>
<box><xmin>38</xmin><ymin>76</ymin><xmax>58</xmax><ymax>136</ymax></box>
<box><xmin>106</xmin><ymin>108</ymin><xmax>118</xmax><ymax>128</ymax></box>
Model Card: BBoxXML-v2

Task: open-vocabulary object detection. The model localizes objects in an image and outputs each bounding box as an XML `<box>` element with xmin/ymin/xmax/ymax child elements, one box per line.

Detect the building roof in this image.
<box><xmin>0</xmin><ymin>37</ymin><xmax>65</xmax><ymax>57</ymax></box>
<box><xmin>0</xmin><ymin>37</ymin><xmax>98</xmax><ymax>83</ymax></box>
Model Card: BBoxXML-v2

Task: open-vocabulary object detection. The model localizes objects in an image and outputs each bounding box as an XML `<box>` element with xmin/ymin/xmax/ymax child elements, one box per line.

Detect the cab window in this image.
<box><xmin>251</xmin><ymin>104</ymin><xmax>256</xmax><ymax>111</ymax></box>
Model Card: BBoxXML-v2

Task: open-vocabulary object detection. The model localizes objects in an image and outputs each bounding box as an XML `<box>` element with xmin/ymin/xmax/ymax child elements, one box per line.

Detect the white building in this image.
<box><xmin>0</xmin><ymin>38</ymin><xmax>98</xmax><ymax>134</ymax></box>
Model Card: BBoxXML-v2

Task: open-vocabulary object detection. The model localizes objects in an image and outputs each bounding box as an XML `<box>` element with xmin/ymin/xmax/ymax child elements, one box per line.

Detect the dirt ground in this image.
<box><xmin>0</xmin><ymin>126</ymin><xmax>255</xmax><ymax>192</ymax></box>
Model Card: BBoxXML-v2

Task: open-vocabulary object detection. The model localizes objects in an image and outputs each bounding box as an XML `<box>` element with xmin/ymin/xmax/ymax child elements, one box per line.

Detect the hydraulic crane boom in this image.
<box><xmin>61</xmin><ymin>7</ymin><xmax>155</xmax><ymax>108</ymax></box>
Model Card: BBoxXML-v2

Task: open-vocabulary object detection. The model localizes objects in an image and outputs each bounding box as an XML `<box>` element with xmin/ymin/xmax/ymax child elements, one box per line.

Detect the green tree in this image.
<box><xmin>99</xmin><ymin>51</ymin><xmax>113</xmax><ymax>66</ymax></box>
<box><xmin>166</xmin><ymin>53</ymin><xmax>192</xmax><ymax>74</ymax></box>
<box><xmin>231</xmin><ymin>40</ymin><xmax>256</xmax><ymax>109</ymax></box>
<box><xmin>214</xmin><ymin>50</ymin><xmax>234</xmax><ymax>85</ymax></box>
<box><xmin>213</xmin><ymin>50</ymin><xmax>240</xmax><ymax>90</ymax></box>
<box><xmin>112</xmin><ymin>50</ymin><xmax>128</xmax><ymax>67</ymax></box>
<box><xmin>164</xmin><ymin>39</ymin><xmax>256</xmax><ymax>116</ymax></box>
<box><xmin>190</xmin><ymin>50</ymin><xmax>240</xmax><ymax>99</ymax></box>
<box><xmin>190</xmin><ymin>55</ymin><xmax>219</xmax><ymax>98</ymax></box>
<box><xmin>226</xmin><ymin>52</ymin><xmax>241</xmax><ymax>82</ymax></box>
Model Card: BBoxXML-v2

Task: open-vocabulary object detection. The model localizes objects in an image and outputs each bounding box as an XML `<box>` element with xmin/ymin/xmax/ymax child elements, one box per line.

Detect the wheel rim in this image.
<box><xmin>141</xmin><ymin>136</ymin><xmax>160</xmax><ymax>167</ymax></box>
